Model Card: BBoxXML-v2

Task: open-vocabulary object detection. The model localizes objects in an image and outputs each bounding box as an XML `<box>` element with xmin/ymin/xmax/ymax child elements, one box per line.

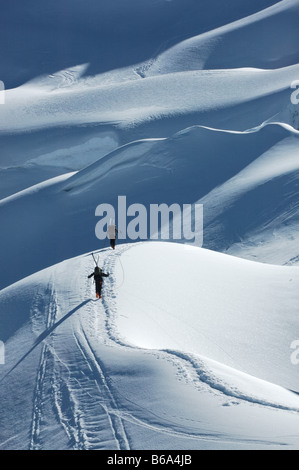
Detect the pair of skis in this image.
<box><xmin>92</xmin><ymin>252</ymin><xmax>99</xmax><ymax>267</ymax></box>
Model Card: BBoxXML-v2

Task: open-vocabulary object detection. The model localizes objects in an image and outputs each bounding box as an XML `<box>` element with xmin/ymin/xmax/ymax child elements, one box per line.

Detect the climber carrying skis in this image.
<box><xmin>108</xmin><ymin>223</ymin><xmax>118</xmax><ymax>250</ymax></box>
<box><xmin>88</xmin><ymin>266</ymin><xmax>109</xmax><ymax>299</ymax></box>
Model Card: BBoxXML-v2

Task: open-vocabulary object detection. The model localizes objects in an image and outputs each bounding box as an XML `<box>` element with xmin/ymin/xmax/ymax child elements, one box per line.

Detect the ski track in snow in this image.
<box><xmin>75</xmin><ymin>327</ymin><xmax>130</xmax><ymax>450</ymax></box>
<box><xmin>8</xmin><ymin>245</ymin><xmax>297</xmax><ymax>449</ymax></box>
<box><xmin>40</xmin><ymin>257</ymin><xmax>132</xmax><ymax>450</ymax></box>
<box><xmin>29</xmin><ymin>282</ymin><xmax>57</xmax><ymax>450</ymax></box>
<box><xmin>70</xmin><ymin>259</ymin><xmax>131</xmax><ymax>450</ymax></box>
<box><xmin>101</xmin><ymin>246</ymin><xmax>299</xmax><ymax>415</ymax></box>
<box><xmin>70</xmin><ymin>247</ymin><xmax>229</xmax><ymax>446</ymax></box>
<box><xmin>162</xmin><ymin>351</ymin><xmax>299</xmax><ymax>414</ymax></box>
<box><xmin>78</xmin><ymin>247</ymin><xmax>275</xmax><ymax>447</ymax></box>
<box><xmin>57</xmin><ymin>245</ymin><xmax>294</xmax><ymax>449</ymax></box>
<box><xmin>29</xmin><ymin>281</ymin><xmax>84</xmax><ymax>450</ymax></box>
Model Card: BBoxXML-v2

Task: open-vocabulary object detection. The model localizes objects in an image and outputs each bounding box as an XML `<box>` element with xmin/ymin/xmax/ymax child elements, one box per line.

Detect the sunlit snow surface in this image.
<box><xmin>1</xmin><ymin>0</ymin><xmax>299</xmax><ymax>450</ymax></box>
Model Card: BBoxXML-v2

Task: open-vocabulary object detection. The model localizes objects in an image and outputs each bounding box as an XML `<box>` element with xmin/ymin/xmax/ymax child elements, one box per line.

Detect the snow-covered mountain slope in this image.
<box><xmin>1</xmin><ymin>65</ymin><xmax>299</xmax><ymax>135</ymax></box>
<box><xmin>1</xmin><ymin>64</ymin><xmax>298</xmax><ymax>201</ymax></box>
<box><xmin>146</xmin><ymin>0</ymin><xmax>299</xmax><ymax>75</ymax></box>
<box><xmin>0</xmin><ymin>0</ymin><xmax>281</xmax><ymax>89</ymax></box>
<box><xmin>1</xmin><ymin>243</ymin><xmax>299</xmax><ymax>450</ymax></box>
<box><xmin>1</xmin><ymin>2</ymin><xmax>298</xmax><ymax>206</ymax></box>
<box><xmin>1</xmin><ymin>0</ymin><xmax>299</xmax><ymax>452</ymax></box>
<box><xmin>0</xmin><ymin>126</ymin><xmax>120</xmax><ymax>200</ymax></box>
<box><xmin>1</xmin><ymin>123</ymin><xmax>299</xmax><ymax>291</ymax></box>
<box><xmin>1</xmin><ymin>37</ymin><xmax>299</xmax><ymax>200</ymax></box>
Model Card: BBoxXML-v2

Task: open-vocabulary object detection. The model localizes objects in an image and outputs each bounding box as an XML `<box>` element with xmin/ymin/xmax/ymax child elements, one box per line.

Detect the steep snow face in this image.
<box><xmin>199</xmin><ymin>128</ymin><xmax>299</xmax><ymax>261</ymax></box>
<box><xmin>0</xmin><ymin>127</ymin><xmax>120</xmax><ymax>199</ymax></box>
<box><xmin>0</xmin><ymin>244</ymin><xmax>299</xmax><ymax>450</ymax></box>
<box><xmin>146</xmin><ymin>0</ymin><xmax>299</xmax><ymax>75</ymax></box>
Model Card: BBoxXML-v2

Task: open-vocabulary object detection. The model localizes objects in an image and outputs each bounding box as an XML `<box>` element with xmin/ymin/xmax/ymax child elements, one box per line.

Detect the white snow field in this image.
<box><xmin>1</xmin><ymin>0</ymin><xmax>299</xmax><ymax>451</ymax></box>
<box><xmin>0</xmin><ymin>243</ymin><xmax>299</xmax><ymax>450</ymax></box>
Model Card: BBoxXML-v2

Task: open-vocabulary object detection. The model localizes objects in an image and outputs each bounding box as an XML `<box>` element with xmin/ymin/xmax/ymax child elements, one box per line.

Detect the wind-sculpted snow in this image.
<box><xmin>1</xmin><ymin>1</ymin><xmax>299</xmax><ymax>211</ymax></box>
<box><xmin>1</xmin><ymin>66</ymin><xmax>299</xmax><ymax>135</ymax></box>
<box><xmin>1</xmin><ymin>0</ymin><xmax>299</xmax><ymax>451</ymax></box>
<box><xmin>146</xmin><ymin>0</ymin><xmax>299</xmax><ymax>75</ymax></box>
<box><xmin>0</xmin><ymin>0</ymin><xmax>282</xmax><ymax>88</ymax></box>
